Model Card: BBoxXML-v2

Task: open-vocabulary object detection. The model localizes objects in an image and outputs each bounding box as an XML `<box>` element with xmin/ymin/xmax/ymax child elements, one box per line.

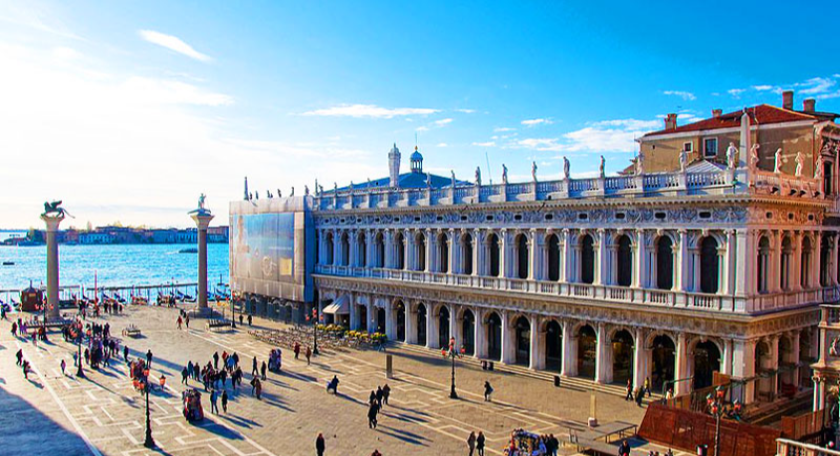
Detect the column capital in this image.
<box><xmin>41</xmin><ymin>214</ymin><xmax>65</xmax><ymax>231</ymax></box>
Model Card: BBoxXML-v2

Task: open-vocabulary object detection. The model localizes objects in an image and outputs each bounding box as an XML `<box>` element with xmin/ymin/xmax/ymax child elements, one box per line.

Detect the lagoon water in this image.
<box><xmin>0</xmin><ymin>243</ymin><xmax>229</xmax><ymax>290</ymax></box>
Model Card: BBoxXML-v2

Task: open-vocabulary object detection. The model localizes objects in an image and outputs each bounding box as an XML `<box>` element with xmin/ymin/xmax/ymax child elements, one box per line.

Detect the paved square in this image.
<box><xmin>0</xmin><ymin>305</ymin><xmax>687</xmax><ymax>456</ymax></box>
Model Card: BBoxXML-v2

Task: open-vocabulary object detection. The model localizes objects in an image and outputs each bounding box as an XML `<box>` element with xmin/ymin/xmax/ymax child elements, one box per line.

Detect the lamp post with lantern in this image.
<box><xmin>306</xmin><ymin>308</ymin><xmax>320</xmax><ymax>355</ymax></box>
<box><xmin>442</xmin><ymin>337</ymin><xmax>463</xmax><ymax>399</ymax></box>
<box><xmin>706</xmin><ymin>386</ymin><xmax>741</xmax><ymax>456</ymax></box>
<box><xmin>143</xmin><ymin>368</ymin><xmax>155</xmax><ymax>448</ymax></box>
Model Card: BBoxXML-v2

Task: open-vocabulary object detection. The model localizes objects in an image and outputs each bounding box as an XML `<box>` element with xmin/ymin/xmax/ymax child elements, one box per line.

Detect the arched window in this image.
<box><xmin>438</xmin><ymin>306</ymin><xmax>450</xmax><ymax>349</ymax></box>
<box><xmin>580</xmin><ymin>234</ymin><xmax>595</xmax><ymax>284</ymax></box>
<box><xmin>547</xmin><ymin>234</ymin><xmax>560</xmax><ymax>281</ymax></box>
<box><xmin>801</xmin><ymin>237</ymin><xmax>812</xmax><ymax>288</ymax></box>
<box><xmin>488</xmin><ymin>233</ymin><xmax>501</xmax><ymax>277</ymax></box>
<box><xmin>357</xmin><ymin>233</ymin><xmax>367</xmax><ymax>267</ymax></box>
<box><xmin>486</xmin><ymin>312</ymin><xmax>502</xmax><ymax>361</ymax></box>
<box><xmin>757</xmin><ymin>236</ymin><xmax>771</xmax><ymax>293</ymax></box>
<box><xmin>416</xmin><ymin>233</ymin><xmax>426</xmax><ymax>271</ymax></box>
<box><xmin>699</xmin><ymin>237</ymin><xmax>719</xmax><ymax>293</ymax></box>
<box><xmin>340</xmin><ymin>232</ymin><xmax>350</xmax><ymax>266</ymax></box>
<box><xmin>461</xmin><ymin>234</ymin><xmax>473</xmax><ymax>275</ymax></box>
<box><xmin>821</xmin><ymin>235</ymin><xmax>831</xmax><ymax>287</ymax></box>
<box><xmin>781</xmin><ymin>236</ymin><xmax>792</xmax><ymax>291</ymax></box>
<box><xmin>461</xmin><ymin>309</ymin><xmax>475</xmax><ymax>355</ymax></box>
<box><xmin>616</xmin><ymin>235</ymin><xmax>633</xmax><ymax>287</ymax></box>
<box><xmin>514</xmin><ymin>316</ymin><xmax>530</xmax><ymax>365</ymax></box>
<box><xmin>394</xmin><ymin>301</ymin><xmax>406</xmax><ymax>342</ymax></box>
<box><xmin>325</xmin><ymin>232</ymin><xmax>334</xmax><ymax>265</ymax></box>
<box><xmin>515</xmin><ymin>233</ymin><xmax>529</xmax><ymax>279</ymax></box>
<box><xmin>374</xmin><ymin>232</ymin><xmax>385</xmax><ymax>268</ymax></box>
<box><xmin>416</xmin><ymin>303</ymin><xmax>427</xmax><ymax>346</ymax></box>
<box><xmin>437</xmin><ymin>233</ymin><xmax>449</xmax><ymax>273</ymax></box>
<box><xmin>656</xmin><ymin>236</ymin><xmax>674</xmax><ymax>290</ymax></box>
<box><xmin>396</xmin><ymin>232</ymin><xmax>406</xmax><ymax>270</ymax></box>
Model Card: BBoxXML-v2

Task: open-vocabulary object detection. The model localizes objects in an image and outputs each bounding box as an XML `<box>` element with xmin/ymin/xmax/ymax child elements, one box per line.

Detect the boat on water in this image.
<box><xmin>179</xmin><ymin>247</ymin><xmax>198</xmax><ymax>253</ymax></box>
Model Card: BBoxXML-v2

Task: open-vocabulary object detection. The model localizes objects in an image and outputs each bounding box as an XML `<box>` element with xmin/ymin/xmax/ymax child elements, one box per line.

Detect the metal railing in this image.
<box><xmin>776</xmin><ymin>438</ymin><xmax>840</xmax><ymax>456</ymax></box>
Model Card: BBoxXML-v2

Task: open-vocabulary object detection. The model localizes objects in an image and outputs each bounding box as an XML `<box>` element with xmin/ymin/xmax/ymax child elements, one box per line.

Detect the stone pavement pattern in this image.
<box><xmin>0</xmin><ymin>305</ymin><xmax>688</xmax><ymax>456</ymax></box>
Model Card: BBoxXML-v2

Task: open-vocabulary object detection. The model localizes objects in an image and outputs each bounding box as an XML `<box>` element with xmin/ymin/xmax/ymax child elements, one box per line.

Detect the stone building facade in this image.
<box><xmin>234</xmin><ymin>98</ymin><xmax>840</xmax><ymax>406</ymax></box>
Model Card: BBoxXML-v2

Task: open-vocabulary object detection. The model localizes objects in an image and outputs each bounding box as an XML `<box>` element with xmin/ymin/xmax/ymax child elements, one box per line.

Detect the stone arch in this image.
<box><xmin>689</xmin><ymin>338</ymin><xmax>722</xmax><ymax>390</ymax></box>
<box><xmin>485</xmin><ymin>311</ymin><xmax>503</xmax><ymax>361</ymax></box>
<box><xmin>395</xmin><ymin>231</ymin><xmax>406</xmax><ymax>270</ymax></box>
<box><xmin>611</xmin><ymin>328</ymin><xmax>635</xmax><ymax>385</ymax></box>
<box><xmin>356</xmin><ymin>231</ymin><xmax>367</xmax><ymax>267</ymax></box>
<box><xmin>801</xmin><ymin>235</ymin><xmax>813</xmax><ymax>288</ymax></box>
<box><xmin>460</xmin><ymin>308</ymin><xmax>476</xmax><ymax>355</ymax></box>
<box><xmin>374</xmin><ymin>231</ymin><xmax>385</xmax><ymax>268</ymax></box>
<box><xmin>757</xmin><ymin>235</ymin><xmax>771</xmax><ymax>293</ymax></box>
<box><xmin>486</xmin><ymin>232</ymin><xmax>501</xmax><ymax>277</ymax></box>
<box><xmin>460</xmin><ymin>232</ymin><xmax>474</xmax><ymax>275</ymax></box>
<box><xmin>415</xmin><ymin>232</ymin><xmax>427</xmax><ymax>271</ymax></box>
<box><xmin>543</xmin><ymin>319</ymin><xmax>563</xmax><ymax>371</ymax></box>
<box><xmin>755</xmin><ymin>340</ymin><xmax>773</xmax><ymax>399</ymax></box>
<box><xmin>615</xmin><ymin>233</ymin><xmax>633</xmax><ymax>287</ymax></box>
<box><xmin>699</xmin><ymin>235</ymin><xmax>720</xmax><ymax>293</ymax></box>
<box><xmin>579</xmin><ymin>233</ymin><xmax>595</xmax><ymax>284</ymax></box>
<box><xmin>654</xmin><ymin>233</ymin><xmax>676</xmax><ymax>290</ymax></box>
<box><xmin>437</xmin><ymin>231</ymin><xmax>450</xmax><ymax>273</ymax></box>
<box><xmin>513</xmin><ymin>315</ymin><xmax>531</xmax><ymax>365</ymax></box>
<box><xmin>339</xmin><ymin>231</ymin><xmax>350</xmax><ymax>266</ymax></box>
<box><xmin>649</xmin><ymin>333</ymin><xmax>676</xmax><ymax>393</ymax></box>
<box><xmin>325</xmin><ymin>231</ymin><xmax>335</xmax><ymax>265</ymax></box>
<box><xmin>820</xmin><ymin>234</ymin><xmax>832</xmax><ymax>287</ymax></box>
<box><xmin>545</xmin><ymin>232</ymin><xmax>561</xmax><ymax>281</ymax></box>
<box><xmin>514</xmin><ymin>232</ymin><xmax>529</xmax><ymax>279</ymax></box>
<box><xmin>393</xmin><ymin>299</ymin><xmax>406</xmax><ymax>342</ymax></box>
<box><xmin>437</xmin><ymin>305</ymin><xmax>451</xmax><ymax>349</ymax></box>
<box><xmin>781</xmin><ymin>235</ymin><xmax>793</xmax><ymax>291</ymax></box>
<box><xmin>577</xmin><ymin>324</ymin><xmax>597</xmax><ymax>380</ymax></box>
<box><xmin>416</xmin><ymin>302</ymin><xmax>428</xmax><ymax>346</ymax></box>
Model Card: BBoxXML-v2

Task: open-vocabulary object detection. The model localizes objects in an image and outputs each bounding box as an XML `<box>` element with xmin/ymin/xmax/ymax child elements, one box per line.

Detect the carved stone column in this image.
<box><xmin>595</xmin><ymin>229</ymin><xmax>606</xmax><ymax>286</ymax></box>
<box><xmin>633</xmin><ymin>327</ymin><xmax>647</xmax><ymax>390</ymax></box>
<box><xmin>674</xmin><ymin>332</ymin><xmax>689</xmax><ymax>396</ymax></box>
<box><xmin>426</xmin><ymin>304</ymin><xmax>438</xmax><ymax>349</ymax></box>
<box><xmin>501</xmin><ymin>311</ymin><xmax>514</xmax><ymax>364</ymax></box>
<box><xmin>676</xmin><ymin>229</ymin><xmax>689</xmax><ymax>292</ymax></box>
<box><xmin>474</xmin><ymin>308</ymin><xmax>486</xmax><ymax>359</ymax></box>
<box><xmin>731</xmin><ymin>339</ymin><xmax>756</xmax><ymax>404</ymax></box>
<box><xmin>405</xmin><ymin>302</ymin><xmax>417</xmax><ymax>345</ymax></box>
<box><xmin>634</xmin><ymin>229</ymin><xmax>646</xmax><ymax>288</ymax></box>
<box><xmin>561</xmin><ymin>320</ymin><xmax>576</xmax><ymax>377</ymax></box>
<box><xmin>529</xmin><ymin>314</ymin><xmax>542</xmax><ymax>370</ymax></box>
<box><xmin>594</xmin><ymin>323</ymin><xmax>608</xmax><ymax>384</ymax></box>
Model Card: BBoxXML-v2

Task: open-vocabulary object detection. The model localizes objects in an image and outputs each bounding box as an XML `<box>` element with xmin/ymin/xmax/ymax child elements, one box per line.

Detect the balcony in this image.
<box><xmin>314</xmin><ymin>264</ymin><xmax>838</xmax><ymax>314</ymax></box>
<box><xmin>776</xmin><ymin>438</ymin><xmax>840</xmax><ymax>456</ymax></box>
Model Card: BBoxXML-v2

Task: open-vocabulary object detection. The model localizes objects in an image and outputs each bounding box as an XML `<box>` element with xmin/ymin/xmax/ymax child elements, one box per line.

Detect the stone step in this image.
<box><xmin>389</xmin><ymin>341</ymin><xmax>661</xmax><ymax>405</ymax></box>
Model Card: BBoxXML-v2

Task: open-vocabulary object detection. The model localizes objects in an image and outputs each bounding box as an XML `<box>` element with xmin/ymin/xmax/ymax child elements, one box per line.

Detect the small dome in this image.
<box><xmin>410</xmin><ymin>146</ymin><xmax>423</xmax><ymax>173</ymax></box>
<box><xmin>410</xmin><ymin>149</ymin><xmax>423</xmax><ymax>161</ymax></box>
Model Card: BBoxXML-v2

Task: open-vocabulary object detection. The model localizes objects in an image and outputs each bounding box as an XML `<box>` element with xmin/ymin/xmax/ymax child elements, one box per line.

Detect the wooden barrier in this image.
<box><xmin>638</xmin><ymin>403</ymin><xmax>780</xmax><ymax>456</ymax></box>
<box><xmin>781</xmin><ymin>409</ymin><xmax>826</xmax><ymax>442</ymax></box>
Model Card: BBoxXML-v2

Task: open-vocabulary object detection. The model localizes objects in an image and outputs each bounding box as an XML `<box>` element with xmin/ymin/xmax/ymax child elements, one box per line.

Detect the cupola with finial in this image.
<box><xmin>410</xmin><ymin>146</ymin><xmax>423</xmax><ymax>173</ymax></box>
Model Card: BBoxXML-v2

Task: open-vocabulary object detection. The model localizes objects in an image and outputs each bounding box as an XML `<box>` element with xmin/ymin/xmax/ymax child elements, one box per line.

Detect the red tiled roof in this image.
<box><xmin>643</xmin><ymin>105</ymin><xmax>817</xmax><ymax>138</ymax></box>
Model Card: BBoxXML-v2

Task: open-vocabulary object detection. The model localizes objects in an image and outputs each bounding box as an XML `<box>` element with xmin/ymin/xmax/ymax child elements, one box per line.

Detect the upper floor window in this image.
<box><xmin>682</xmin><ymin>141</ymin><xmax>693</xmax><ymax>153</ymax></box>
<box><xmin>703</xmin><ymin>138</ymin><xmax>718</xmax><ymax>158</ymax></box>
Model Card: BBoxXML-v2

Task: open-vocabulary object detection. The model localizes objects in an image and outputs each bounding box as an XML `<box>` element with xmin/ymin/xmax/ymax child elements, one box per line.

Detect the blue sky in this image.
<box><xmin>1</xmin><ymin>0</ymin><xmax>839</xmax><ymax>228</ymax></box>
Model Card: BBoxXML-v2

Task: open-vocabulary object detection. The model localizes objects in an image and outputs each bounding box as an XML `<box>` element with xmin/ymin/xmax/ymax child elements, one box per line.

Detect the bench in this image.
<box><xmin>206</xmin><ymin>320</ymin><xmax>232</xmax><ymax>331</ymax></box>
<box><xmin>122</xmin><ymin>325</ymin><xmax>141</xmax><ymax>337</ymax></box>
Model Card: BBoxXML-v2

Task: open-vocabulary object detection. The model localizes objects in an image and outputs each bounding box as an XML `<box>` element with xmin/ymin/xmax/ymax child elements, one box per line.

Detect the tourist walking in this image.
<box><xmin>483</xmin><ymin>381</ymin><xmax>493</xmax><ymax>402</ymax></box>
<box><xmin>247</xmin><ymin>314</ymin><xmax>252</xmax><ymax>326</ymax></box>
<box><xmin>252</xmin><ymin>356</ymin><xmax>258</xmax><ymax>376</ymax></box>
<box><xmin>60</xmin><ymin>359</ymin><xmax>66</xmax><ymax>375</ymax></box>
<box><xmin>305</xmin><ymin>346</ymin><xmax>312</xmax><ymax>365</ymax></box>
<box><xmin>316</xmin><ymin>433</ymin><xmax>326</xmax><ymax>456</ymax></box>
<box><xmin>23</xmin><ymin>360</ymin><xmax>31</xmax><ymax>379</ymax></box>
<box><xmin>123</xmin><ymin>345</ymin><xmax>129</xmax><ymax>363</ymax></box>
<box><xmin>221</xmin><ymin>390</ymin><xmax>228</xmax><ymax>413</ymax></box>
<box><xmin>326</xmin><ymin>375</ymin><xmax>339</xmax><ymax>394</ymax></box>
<box><xmin>213</xmin><ymin>352</ymin><xmax>220</xmax><ymax>370</ymax></box>
<box><xmin>476</xmin><ymin>431</ymin><xmax>485</xmax><ymax>456</ymax></box>
<box><xmin>644</xmin><ymin>377</ymin><xmax>652</xmax><ymax>397</ymax></box>
<box><xmin>15</xmin><ymin>349</ymin><xmax>22</xmax><ymax>366</ymax></box>
<box><xmin>254</xmin><ymin>378</ymin><xmax>262</xmax><ymax>399</ymax></box>
<box><xmin>182</xmin><ymin>366</ymin><xmax>189</xmax><ymax>384</ymax></box>
<box><xmin>177</xmin><ymin>316</ymin><xmax>182</xmax><ymax>330</ymax></box>
<box><xmin>294</xmin><ymin>342</ymin><xmax>300</xmax><ymax>360</ymax></box>
<box><xmin>635</xmin><ymin>388</ymin><xmax>644</xmax><ymax>407</ymax></box>
<box><xmin>375</xmin><ymin>386</ymin><xmax>384</xmax><ymax>408</ymax></box>
<box><xmin>185</xmin><ymin>315</ymin><xmax>190</xmax><ymax>328</ymax></box>
<box><xmin>619</xmin><ymin>440</ymin><xmax>631</xmax><ymax>456</ymax></box>
<box><xmin>625</xmin><ymin>379</ymin><xmax>633</xmax><ymax>401</ymax></box>
<box><xmin>382</xmin><ymin>384</ymin><xmax>390</xmax><ymax>405</ymax></box>
<box><xmin>210</xmin><ymin>389</ymin><xmax>219</xmax><ymax>414</ymax></box>
<box><xmin>467</xmin><ymin>431</ymin><xmax>476</xmax><ymax>456</ymax></box>
<box><xmin>367</xmin><ymin>401</ymin><xmax>378</xmax><ymax>429</ymax></box>
<box><xmin>261</xmin><ymin>361</ymin><xmax>267</xmax><ymax>380</ymax></box>
<box><xmin>146</xmin><ymin>349</ymin><xmax>153</xmax><ymax>368</ymax></box>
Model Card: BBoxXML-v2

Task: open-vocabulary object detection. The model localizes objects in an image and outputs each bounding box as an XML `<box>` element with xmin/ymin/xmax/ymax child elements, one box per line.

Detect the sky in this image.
<box><xmin>1</xmin><ymin>1</ymin><xmax>839</xmax><ymax>229</ymax></box>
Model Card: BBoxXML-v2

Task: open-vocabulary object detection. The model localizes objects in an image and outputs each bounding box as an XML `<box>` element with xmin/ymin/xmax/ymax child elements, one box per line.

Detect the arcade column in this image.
<box><xmin>41</xmin><ymin>213</ymin><xmax>65</xmax><ymax>321</ymax></box>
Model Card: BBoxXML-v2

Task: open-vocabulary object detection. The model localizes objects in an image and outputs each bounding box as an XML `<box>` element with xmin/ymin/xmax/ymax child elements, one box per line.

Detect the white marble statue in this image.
<box><xmin>749</xmin><ymin>144</ymin><xmax>760</xmax><ymax>170</ymax></box>
<box><xmin>679</xmin><ymin>149</ymin><xmax>687</xmax><ymax>172</ymax></box>
<box><xmin>502</xmin><ymin>164</ymin><xmax>508</xmax><ymax>184</ymax></box>
<box><xmin>426</xmin><ymin>172</ymin><xmax>432</xmax><ymax>188</ymax></box>
<box><xmin>774</xmin><ymin>148</ymin><xmax>783</xmax><ymax>174</ymax></box>
<box><xmin>815</xmin><ymin>155</ymin><xmax>825</xmax><ymax>179</ymax></box>
<box><xmin>599</xmin><ymin>156</ymin><xmax>605</xmax><ymax>178</ymax></box>
<box><xmin>563</xmin><ymin>156</ymin><xmax>570</xmax><ymax>180</ymax></box>
<box><xmin>726</xmin><ymin>142</ymin><xmax>738</xmax><ymax>169</ymax></box>
<box><xmin>451</xmin><ymin>170</ymin><xmax>456</xmax><ymax>188</ymax></box>
<box><xmin>635</xmin><ymin>155</ymin><xmax>644</xmax><ymax>175</ymax></box>
<box><xmin>795</xmin><ymin>152</ymin><xmax>804</xmax><ymax>177</ymax></box>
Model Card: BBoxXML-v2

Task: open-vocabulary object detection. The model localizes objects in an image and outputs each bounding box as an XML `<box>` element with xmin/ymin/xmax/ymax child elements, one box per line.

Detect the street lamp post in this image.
<box><xmin>230</xmin><ymin>293</ymin><xmax>237</xmax><ymax>329</ymax></box>
<box><xmin>143</xmin><ymin>371</ymin><xmax>155</xmax><ymax>448</ymax></box>
<box><xmin>706</xmin><ymin>386</ymin><xmax>741</xmax><ymax>456</ymax></box>
<box><xmin>312</xmin><ymin>308</ymin><xmax>320</xmax><ymax>355</ymax></box>
<box><xmin>442</xmin><ymin>337</ymin><xmax>463</xmax><ymax>399</ymax></box>
<box><xmin>76</xmin><ymin>322</ymin><xmax>84</xmax><ymax>378</ymax></box>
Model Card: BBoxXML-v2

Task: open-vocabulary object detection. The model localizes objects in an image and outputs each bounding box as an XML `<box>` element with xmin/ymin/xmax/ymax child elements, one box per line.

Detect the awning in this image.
<box><xmin>323</xmin><ymin>295</ymin><xmax>350</xmax><ymax>315</ymax></box>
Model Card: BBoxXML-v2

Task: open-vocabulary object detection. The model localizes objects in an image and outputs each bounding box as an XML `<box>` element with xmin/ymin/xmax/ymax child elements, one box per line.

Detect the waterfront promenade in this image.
<box><xmin>0</xmin><ymin>304</ymin><xmax>680</xmax><ymax>456</ymax></box>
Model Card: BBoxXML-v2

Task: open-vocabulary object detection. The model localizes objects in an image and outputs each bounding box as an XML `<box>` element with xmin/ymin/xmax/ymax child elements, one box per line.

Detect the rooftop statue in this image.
<box><xmin>774</xmin><ymin>148</ymin><xmax>783</xmax><ymax>174</ymax></box>
<box><xmin>635</xmin><ymin>155</ymin><xmax>644</xmax><ymax>175</ymax></box>
<box><xmin>315</xmin><ymin>179</ymin><xmax>319</xmax><ymax>196</ymax></box>
<box><xmin>277</xmin><ymin>188</ymin><xmax>282</xmax><ymax>198</ymax></box>
<box><xmin>532</xmin><ymin>161</ymin><xmax>538</xmax><ymax>182</ymax></box>
<box><xmin>42</xmin><ymin>200</ymin><xmax>71</xmax><ymax>218</ymax></box>
<box><xmin>305</xmin><ymin>185</ymin><xmax>310</xmax><ymax>196</ymax></box>
<box><xmin>475</xmin><ymin>166</ymin><xmax>481</xmax><ymax>186</ymax></box>
<box><xmin>679</xmin><ymin>149</ymin><xmax>687</xmax><ymax>172</ymax></box>
<box><xmin>451</xmin><ymin>170</ymin><xmax>456</xmax><ymax>188</ymax></box>
<box><xmin>426</xmin><ymin>172</ymin><xmax>432</xmax><ymax>188</ymax></box>
<box><xmin>198</xmin><ymin>193</ymin><xmax>206</xmax><ymax>209</ymax></box>
<box><xmin>749</xmin><ymin>144</ymin><xmax>760</xmax><ymax>170</ymax></box>
<box><xmin>502</xmin><ymin>164</ymin><xmax>508</xmax><ymax>184</ymax></box>
<box><xmin>291</xmin><ymin>186</ymin><xmax>295</xmax><ymax>197</ymax></box>
<box><xmin>599</xmin><ymin>155</ymin><xmax>605</xmax><ymax>178</ymax></box>
<box><xmin>563</xmin><ymin>156</ymin><xmax>570</xmax><ymax>180</ymax></box>
<box><xmin>726</xmin><ymin>142</ymin><xmax>738</xmax><ymax>169</ymax></box>
<box><xmin>815</xmin><ymin>155</ymin><xmax>825</xmax><ymax>179</ymax></box>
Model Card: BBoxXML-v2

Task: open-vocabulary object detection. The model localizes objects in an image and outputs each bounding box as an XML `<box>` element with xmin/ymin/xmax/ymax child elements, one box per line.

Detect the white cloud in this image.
<box><xmin>302</xmin><ymin>104</ymin><xmax>439</xmax><ymax>119</ymax></box>
<box><xmin>139</xmin><ymin>30</ymin><xmax>212</xmax><ymax>62</ymax></box>
<box><xmin>517</xmin><ymin>118</ymin><xmax>659</xmax><ymax>153</ymax></box>
<box><xmin>493</xmin><ymin>127</ymin><xmax>515</xmax><ymax>132</ymax></box>
<box><xmin>472</xmin><ymin>141</ymin><xmax>496</xmax><ymax>147</ymax></box>
<box><xmin>436</xmin><ymin>143</ymin><xmax>448</xmax><ymax>147</ymax></box>
<box><xmin>798</xmin><ymin>77</ymin><xmax>836</xmax><ymax>95</ymax></box>
<box><xmin>752</xmin><ymin>85</ymin><xmax>775</xmax><ymax>91</ymax></box>
<box><xmin>727</xmin><ymin>88</ymin><xmax>746</xmax><ymax>98</ymax></box>
<box><xmin>662</xmin><ymin>90</ymin><xmax>696</xmax><ymax>101</ymax></box>
<box><xmin>521</xmin><ymin>118</ymin><xmax>553</xmax><ymax>127</ymax></box>
<box><xmin>415</xmin><ymin>126</ymin><xmax>429</xmax><ymax>132</ymax></box>
<box><xmin>434</xmin><ymin>118</ymin><xmax>453</xmax><ymax>127</ymax></box>
<box><xmin>456</xmin><ymin>109</ymin><xmax>476</xmax><ymax>114</ymax></box>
